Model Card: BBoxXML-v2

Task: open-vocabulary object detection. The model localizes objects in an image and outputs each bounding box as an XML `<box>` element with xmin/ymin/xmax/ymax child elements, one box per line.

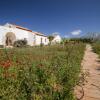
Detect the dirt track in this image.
<box><xmin>75</xmin><ymin>44</ymin><xmax>100</xmax><ymax>100</ymax></box>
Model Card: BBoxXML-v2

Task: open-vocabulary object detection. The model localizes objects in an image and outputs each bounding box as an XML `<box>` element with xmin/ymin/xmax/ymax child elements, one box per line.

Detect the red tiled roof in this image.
<box><xmin>15</xmin><ymin>25</ymin><xmax>32</xmax><ymax>32</ymax></box>
<box><xmin>32</xmin><ymin>32</ymin><xmax>47</xmax><ymax>37</ymax></box>
<box><xmin>13</xmin><ymin>24</ymin><xmax>47</xmax><ymax>37</ymax></box>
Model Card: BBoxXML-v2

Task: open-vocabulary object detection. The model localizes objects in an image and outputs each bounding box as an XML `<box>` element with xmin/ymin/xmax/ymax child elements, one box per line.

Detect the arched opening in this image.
<box><xmin>5</xmin><ymin>32</ymin><xmax>16</xmax><ymax>46</ymax></box>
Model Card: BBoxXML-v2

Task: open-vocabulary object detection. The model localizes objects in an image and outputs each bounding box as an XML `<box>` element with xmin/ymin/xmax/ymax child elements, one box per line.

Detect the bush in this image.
<box><xmin>13</xmin><ymin>39</ymin><xmax>27</xmax><ymax>47</ymax></box>
<box><xmin>0</xmin><ymin>45</ymin><xmax>4</xmax><ymax>48</ymax></box>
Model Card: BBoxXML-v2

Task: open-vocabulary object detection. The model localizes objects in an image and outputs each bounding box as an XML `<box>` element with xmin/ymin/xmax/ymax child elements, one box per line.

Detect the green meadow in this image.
<box><xmin>0</xmin><ymin>43</ymin><xmax>85</xmax><ymax>100</ymax></box>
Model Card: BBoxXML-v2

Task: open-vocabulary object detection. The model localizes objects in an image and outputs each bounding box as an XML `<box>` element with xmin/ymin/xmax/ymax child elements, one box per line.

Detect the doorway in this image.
<box><xmin>5</xmin><ymin>32</ymin><xmax>16</xmax><ymax>46</ymax></box>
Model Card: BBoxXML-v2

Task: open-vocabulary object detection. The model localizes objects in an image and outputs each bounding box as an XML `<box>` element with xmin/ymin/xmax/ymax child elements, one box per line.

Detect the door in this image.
<box><xmin>5</xmin><ymin>32</ymin><xmax>16</xmax><ymax>46</ymax></box>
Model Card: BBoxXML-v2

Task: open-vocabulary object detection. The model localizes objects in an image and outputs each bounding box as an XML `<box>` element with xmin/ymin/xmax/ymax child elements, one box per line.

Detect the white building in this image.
<box><xmin>0</xmin><ymin>23</ymin><xmax>49</xmax><ymax>47</ymax></box>
<box><xmin>51</xmin><ymin>34</ymin><xmax>62</xmax><ymax>44</ymax></box>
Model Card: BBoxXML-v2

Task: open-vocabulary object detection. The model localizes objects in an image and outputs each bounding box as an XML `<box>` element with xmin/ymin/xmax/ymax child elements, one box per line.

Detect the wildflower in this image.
<box><xmin>1</xmin><ymin>60</ymin><xmax>12</xmax><ymax>69</ymax></box>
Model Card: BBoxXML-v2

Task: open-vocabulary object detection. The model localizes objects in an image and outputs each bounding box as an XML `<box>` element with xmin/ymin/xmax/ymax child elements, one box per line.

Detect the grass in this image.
<box><xmin>92</xmin><ymin>41</ymin><xmax>100</xmax><ymax>55</ymax></box>
<box><xmin>0</xmin><ymin>43</ymin><xmax>85</xmax><ymax>100</ymax></box>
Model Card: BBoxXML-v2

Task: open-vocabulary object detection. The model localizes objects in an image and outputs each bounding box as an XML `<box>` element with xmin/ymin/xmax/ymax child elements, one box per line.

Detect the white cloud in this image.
<box><xmin>64</xmin><ymin>35</ymin><xmax>70</xmax><ymax>38</ymax></box>
<box><xmin>52</xmin><ymin>32</ymin><xmax>60</xmax><ymax>36</ymax></box>
<box><xmin>71</xmin><ymin>30</ymin><xmax>82</xmax><ymax>35</ymax></box>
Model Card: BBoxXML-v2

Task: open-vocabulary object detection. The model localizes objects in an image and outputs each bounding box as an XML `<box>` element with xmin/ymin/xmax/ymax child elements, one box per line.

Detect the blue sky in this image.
<box><xmin>0</xmin><ymin>0</ymin><xmax>100</xmax><ymax>37</ymax></box>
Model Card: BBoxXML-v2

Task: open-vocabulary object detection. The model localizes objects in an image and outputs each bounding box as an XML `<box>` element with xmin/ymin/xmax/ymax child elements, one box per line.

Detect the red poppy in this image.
<box><xmin>1</xmin><ymin>60</ymin><xmax>12</xmax><ymax>69</ymax></box>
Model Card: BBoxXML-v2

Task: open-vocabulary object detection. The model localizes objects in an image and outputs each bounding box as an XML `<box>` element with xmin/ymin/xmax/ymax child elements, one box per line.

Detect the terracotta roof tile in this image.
<box><xmin>12</xmin><ymin>24</ymin><xmax>47</xmax><ymax>37</ymax></box>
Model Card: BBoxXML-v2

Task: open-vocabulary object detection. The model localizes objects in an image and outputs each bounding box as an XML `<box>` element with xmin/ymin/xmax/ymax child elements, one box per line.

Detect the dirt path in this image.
<box><xmin>75</xmin><ymin>44</ymin><xmax>100</xmax><ymax>100</ymax></box>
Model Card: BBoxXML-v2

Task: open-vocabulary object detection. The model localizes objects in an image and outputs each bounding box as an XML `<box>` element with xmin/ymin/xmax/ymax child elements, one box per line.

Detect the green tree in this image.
<box><xmin>48</xmin><ymin>36</ymin><xmax>54</xmax><ymax>45</ymax></box>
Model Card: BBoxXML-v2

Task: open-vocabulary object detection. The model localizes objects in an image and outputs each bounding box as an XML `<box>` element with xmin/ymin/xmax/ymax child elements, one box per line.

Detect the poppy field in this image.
<box><xmin>0</xmin><ymin>43</ymin><xmax>85</xmax><ymax>100</ymax></box>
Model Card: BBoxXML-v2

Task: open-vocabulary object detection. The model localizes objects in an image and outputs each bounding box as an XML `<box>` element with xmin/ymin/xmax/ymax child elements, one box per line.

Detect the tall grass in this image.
<box><xmin>92</xmin><ymin>41</ymin><xmax>100</xmax><ymax>55</ymax></box>
<box><xmin>0</xmin><ymin>43</ymin><xmax>85</xmax><ymax>100</ymax></box>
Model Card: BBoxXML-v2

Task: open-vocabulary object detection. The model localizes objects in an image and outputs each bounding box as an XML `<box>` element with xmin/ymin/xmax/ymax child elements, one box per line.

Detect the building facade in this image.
<box><xmin>51</xmin><ymin>34</ymin><xmax>62</xmax><ymax>44</ymax></box>
<box><xmin>0</xmin><ymin>23</ymin><xmax>49</xmax><ymax>47</ymax></box>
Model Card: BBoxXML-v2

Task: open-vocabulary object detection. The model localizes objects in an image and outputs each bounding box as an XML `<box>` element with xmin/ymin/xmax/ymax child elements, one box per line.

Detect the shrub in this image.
<box><xmin>13</xmin><ymin>39</ymin><xmax>27</xmax><ymax>47</ymax></box>
<box><xmin>0</xmin><ymin>45</ymin><xmax>4</xmax><ymax>48</ymax></box>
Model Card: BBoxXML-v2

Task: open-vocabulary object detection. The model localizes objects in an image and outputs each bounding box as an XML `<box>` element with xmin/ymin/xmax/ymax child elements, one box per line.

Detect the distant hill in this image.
<box><xmin>81</xmin><ymin>32</ymin><xmax>100</xmax><ymax>40</ymax></box>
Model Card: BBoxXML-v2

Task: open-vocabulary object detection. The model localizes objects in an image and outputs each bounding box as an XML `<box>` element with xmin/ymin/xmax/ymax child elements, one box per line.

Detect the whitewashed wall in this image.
<box><xmin>27</xmin><ymin>32</ymin><xmax>35</xmax><ymax>46</ymax></box>
<box><xmin>52</xmin><ymin>35</ymin><xmax>62</xmax><ymax>44</ymax></box>
<box><xmin>0</xmin><ymin>26</ymin><xmax>5</xmax><ymax>45</ymax></box>
<box><xmin>0</xmin><ymin>26</ymin><xmax>29</xmax><ymax>46</ymax></box>
<box><xmin>35</xmin><ymin>35</ymin><xmax>49</xmax><ymax>45</ymax></box>
<box><xmin>0</xmin><ymin>25</ymin><xmax>49</xmax><ymax>46</ymax></box>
